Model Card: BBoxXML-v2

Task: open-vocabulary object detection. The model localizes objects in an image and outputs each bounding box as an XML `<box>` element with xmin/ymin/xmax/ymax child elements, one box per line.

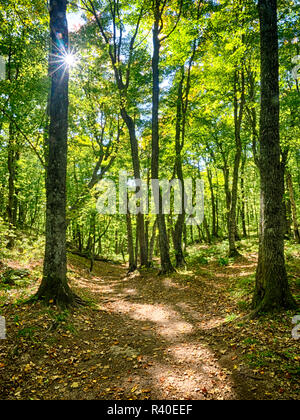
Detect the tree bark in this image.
<box><xmin>252</xmin><ymin>0</ymin><xmax>297</xmax><ymax>312</ymax></box>
<box><xmin>36</xmin><ymin>0</ymin><xmax>76</xmax><ymax>307</ymax></box>
<box><xmin>207</xmin><ymin>168</ymin><xmax>217</xmax><ymax>238</ymax></box>
<box><xmin>151</xmin><ymin>4</ymin><xmax>175</xmax><ymax>274</ymax></box>
<box><xmin>228</xmin><ymin>68</ymin><xmax>245</xmax><ymax>257</ymax></box>
<box><xmin>83</xmin><ymin>1</ymin><xmax>148</xmax><ymax>268</ymax></box>
<box><xmin>6</xmin><ymin>124</ymin><xmax>19</xmax><ymax>248</ymax></box>
<box><xmin>149</xmin><ymin>218</ymin><xmax>157</xmax><ymax>265</ymax></box>
<box><xmin>120</xmin><ymin>109</ymin><xmax>148</xmax><ymax>267</ymax></box>
<box><xmin>172</xmin><ymin>70</ymin><xmax>185</xmax><ymax>267</ymax></box>
<box><xmin>240</xmin><ymin>154</ymin><xmax>247</xmax><ymax>237</ymax></box>
<box><xmin>126</xmin><ymin>210</ymin><xmax>136</xmax><ymax>272</ymax></box>
<box><xmin>286</xmin><ymin>171</ymin><xmax>300</xmax><ymax>243</ymax></box>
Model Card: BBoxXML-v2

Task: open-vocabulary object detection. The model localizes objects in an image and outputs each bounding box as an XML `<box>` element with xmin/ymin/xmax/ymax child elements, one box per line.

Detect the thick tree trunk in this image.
<box><xmin>36</xmin><ymin>0</ymin><xmax>75</xmax><ymax>307</ymax></box>
<box><xmin>252</xmin><ymin>0</ymin><xmax>297</xmax><ymax>312</ymax></box>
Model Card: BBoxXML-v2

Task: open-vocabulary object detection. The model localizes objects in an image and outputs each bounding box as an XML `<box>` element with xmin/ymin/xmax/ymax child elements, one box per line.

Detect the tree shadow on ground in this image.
<box><xmin>0</xmin><ymin>254</ymin><xmax>298</xmax><ymax>400</ymax></box>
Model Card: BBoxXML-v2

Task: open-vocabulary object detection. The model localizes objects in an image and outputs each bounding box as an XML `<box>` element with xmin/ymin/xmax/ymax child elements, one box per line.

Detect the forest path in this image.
<box><xmin>0</xmin><ymin>252</ymin><xmax>299</xmax><ymax>400</ymax></box>
<box><xmin>62</xmin><ymin>254</ymin><xmax>269</xmax><ymax>400</ymax></box>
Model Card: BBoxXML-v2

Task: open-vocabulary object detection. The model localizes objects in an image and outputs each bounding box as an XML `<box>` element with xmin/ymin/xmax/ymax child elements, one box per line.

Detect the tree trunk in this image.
<box><xmin>228</xmin><ymin>68</ymin><xmax>245</xmax><ymax>257</ymax></box>
<box><xmin>215</xmin><ymin>169</ymin><xmax>220</xmax><ymax>236</ymax></box>
<box><xmin>151</xmin><ymin>5</ymin><xmax>175</xmax><ymax>274</ymax></box>
<box><xmin>207</xmin><ymin>168</ymin><xmax>217</xmax><ymax>238</ymax></box>
<box><xmin>120</xmin><ymin>108</ymin><xmax>148</xmax><ymax>267</ymax></box>
<box><xmin>172</xmin><ymin>70</ymin><xmax>185</xmax><ymax>267</ymax></box>
<box><xmin>6</xmin><ymin>124</ymin><xmax>19</xmax><ymax>247</ymax></box>
<box><xmin>36</xmin><ymin>0</ymin><xmax>75</xmax><ymax>307</ymax></box>
<box><xmin>286</xmin><ymin>172</ymin><xmax>300</xmax><ymax>243</ymax></box>
<box><xmin>252</xmin><ymin>0</ymin><xmax>297</xmax><ymax>312</ymax></box>
<box><xmin>149</xmin><ymin>218</ymin><xmax>157</xmax><ymax>265</ymax></box>
<box><xmin>283</xmin><ymin>180</ymin><xmax>292</xmax><ymax>238</ymax></box>
<box><xmin>203</xmin><ymin>215</ymin><xmax>211</xmax><ymax>244</ymax></box>
<box><xmin>240</xmin><ymin>154</ymin><xmax>247</xmax><ymax>237</ymax></box>
<box><xmin>6</xmin><ymin>41</ymin><xmax>21</xmax><ymax>245</ymax></box>
<box><xmin>126</xmin><ymin>210</ymin><xmax>136</xmax><ymax>272</ymax></box>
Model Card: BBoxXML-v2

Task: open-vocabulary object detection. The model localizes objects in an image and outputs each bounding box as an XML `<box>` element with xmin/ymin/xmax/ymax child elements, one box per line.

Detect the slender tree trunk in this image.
<box><xmin>135</xmin><ymin>218</ymin><xmax>139</xmax><ymax>267</ymax></box>
<box><xmin>173</xmin><ymin>213</ymin><xmax>185</xmax><ymax>266</ymax></box>
<box><xmin>6</xmin><ymin>124</ymin><xmax>18</xmax><ymax>247</ymax></box>
<box><xmin>87</xmin><ymin>213</ymin><xmax>96</xmax><ymax>272</ymax></box>
<box><xmin>76</xmin><ymin>223</ymin><xmax>83</xmax><ymax>252</ymax></box>
<box><xmin>172</xmin><ymin>45</ymin><xmax>195</xmax><ymax>266</ymax></box>
<box><xmin>240</xmin><ymin>155</ymin><xmax>247</xmax><ymax>237</ymax></box>
<box><xmin>151</xmin><ymin>5</ymin><xmax>174</xmax><ymax>274</ymax></box>
<box><xmin>196</xmin><ymin>225</ymin><xmax>203</xmax><ymax>243</ymax></box>
<box><xmin>6</xmin><ymin>41</ymin><xmax>21</xmax><ymax>243</ymax></box>
<box><xmin>203</xmin><ymin>215</ymin><xmax>211</xmax><ymax>244</ymax></box>
<box><xmin>286</xmin><ymin>172</ymin><xmax>300</xmax><ymax>243</ymax></box>
<box><xmin>207</xmin><ymin>168</ymin><xmax>217</xmax><ymax>238</ymax></box>
<box><xmin>282</xmin><ymin>174</ymin><xmax>292</xmax><ymax>238</ymax></box>
<box><xmin>149</xmin><ymin>218</ymin><xmax>157</xmax><ymax>265</ymax></box>
<box><xmin>190</xmin><ymin>225</ymin><xmax>194</xmax><ymax>244</ymax></box>
<box><xmin>183</xmin><ymin>223</ymin><xmax>187</xmax><ymax>253</ymax></box>
<box><xmin>252</xmin><ymin>0</ymin><xmax>297</xmax><ymax>312</ymax></box>
<box><xmin>36</xmin><ymin>0</ymin><xmax>76</xmax><ymax>307</ymax></box>
<box><xmin>284</xmin><ymin>190</ymin><xmax>292</xmax><ymax>237</ymax></box>
<box><xmin>120</xmin><ymin>109</ymin><xmax>148</xmax><ymax>267</ymax></box>
<box><xmin>6</xmin><ymin>51</ymin><xmax>13</xmax><ymax>227</ymax></box>
<box><xmin>172</xmin><ymin>70</ymin><xmax>185</xmax><ymax>267</ymax></box>
<box><xmin>228</xmin><ymin>68</ymin><xmax>245</xmax><ymax>257</ymax></box>
<box><xmin>98</xmin><ymin>235</ymin><xmax>102</xmax><ymax>254</ymax></box>
<box><xmin>222</xmin><ymin>165</ymin><xmax>231</xmax><ymax>235</ymax></box>
<box><xmin>215</xmin><ymin>169</ymin><xmax>220</xmax><ymax>236</ymax></box>
<box><xmin>115</xmin><ymin>229</ymin><xmax>119</xmax><ymax>254</ymax></box>
<box><xmin>126</xmin><ymin>193</ymin><xmax>136</xmax><ymax>272</ymax></box>
<box><xmin>145</xmin><ymin>218</ymin><xmax>149</xmax><ymax>260</ymax></box>
<box><xmin>126</xmin><ymin>212</ymin><xmax>136</xmax><ymax>272</ymax></box>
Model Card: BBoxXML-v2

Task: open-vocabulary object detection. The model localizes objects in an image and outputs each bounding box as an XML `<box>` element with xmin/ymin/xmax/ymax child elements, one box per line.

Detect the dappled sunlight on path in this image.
<box><xmin>65</xmin><ymin>255</ymin><xmax>272</xmax><ymax>400</ymax></box>
<box><xmin>2</xmin><ymin>252</ymin><xmax>297</xmax><ymax>400</ymax></box>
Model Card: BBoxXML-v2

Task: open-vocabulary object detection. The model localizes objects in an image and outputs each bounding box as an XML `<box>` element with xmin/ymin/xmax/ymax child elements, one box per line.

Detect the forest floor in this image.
<box><xmin>0</xmin><ymin>239</ymin><xmax>299</xmax><ymax>400</ymax></box>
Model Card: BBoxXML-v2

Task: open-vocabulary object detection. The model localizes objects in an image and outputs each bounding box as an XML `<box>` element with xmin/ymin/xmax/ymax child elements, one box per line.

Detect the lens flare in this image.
<box><xmin>64</xmin><ymin>53</ymin><xmax>77</xmax><ymax>67</ymax></box>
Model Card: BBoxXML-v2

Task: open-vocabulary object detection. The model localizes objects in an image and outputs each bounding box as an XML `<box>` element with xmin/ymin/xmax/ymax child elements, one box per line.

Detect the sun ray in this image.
<box><xmin>49</xmin><ymin>46</ymin><xmax>78</xmax><ymax>77</ymax></box>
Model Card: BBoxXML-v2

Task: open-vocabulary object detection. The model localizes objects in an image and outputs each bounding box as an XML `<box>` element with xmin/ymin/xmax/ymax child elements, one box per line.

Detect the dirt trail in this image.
<box><xmin>0</xmin><ymin>254</ymin><xmax>299</xmax><ymax>400</ymax></box>
<box><xmin>71</xmin><ymin>258</ymin><xmax>267</xmax><ymax>400</ymax></box>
